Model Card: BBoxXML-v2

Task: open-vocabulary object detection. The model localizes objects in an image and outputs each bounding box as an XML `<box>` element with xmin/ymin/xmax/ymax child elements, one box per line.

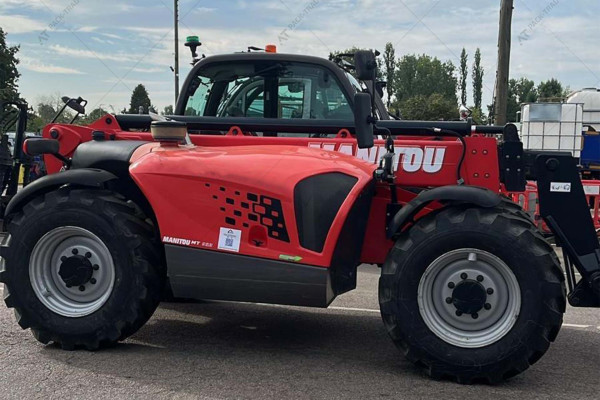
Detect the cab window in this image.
<box><xmin>183</xmin><ymin>61</ymin><xmax>353</xmax><ymax>120</ymax></box>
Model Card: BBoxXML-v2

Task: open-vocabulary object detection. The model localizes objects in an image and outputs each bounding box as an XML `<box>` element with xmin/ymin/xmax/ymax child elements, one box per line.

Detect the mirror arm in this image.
<box><xmin>52</xmin><ymin>153</ymin><xmax>71</xmax><ymax>168</ymax></box>
<box><xmin>51</xmin><ymin>103</ymin><xmax>69</xmax><ymax>124</ymax></box>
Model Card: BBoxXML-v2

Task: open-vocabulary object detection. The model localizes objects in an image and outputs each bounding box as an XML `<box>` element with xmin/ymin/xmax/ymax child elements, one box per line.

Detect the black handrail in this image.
<box><xmin>113</xmin><ymin>114</ymin><xmax>505</xmax><ymax>136</ymax></box>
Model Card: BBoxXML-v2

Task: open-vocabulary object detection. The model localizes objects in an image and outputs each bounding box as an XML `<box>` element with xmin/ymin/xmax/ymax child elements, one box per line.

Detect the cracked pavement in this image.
<box><xmin>1</xmin><ymin>264</ymin><xmax>599</xmax><ymax>399</ymax></box>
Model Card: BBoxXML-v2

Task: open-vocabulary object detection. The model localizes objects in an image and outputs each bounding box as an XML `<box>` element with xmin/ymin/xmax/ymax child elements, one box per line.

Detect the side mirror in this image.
<box><xmin>354</xmin><ymin>92</ymin><xmax>374</xmax><ymax>149</ymax></box>
<box><xmin>23</xmin><ymin>138</ymin><xmax>60</xmax><ymax>156</ymax></box>
<box><xmin>354</xmin><ymin>50</ymin><xmax>377</xmax><ymax>81</ymax></box>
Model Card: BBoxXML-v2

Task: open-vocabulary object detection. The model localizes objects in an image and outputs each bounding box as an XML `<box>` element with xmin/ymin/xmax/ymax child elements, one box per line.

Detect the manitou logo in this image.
<box><xmin>162</xmin><ymin>236</ymin><xmax>192</xmax><ymax>246</ymax></box>
<box><xmin>308</xmin><ymin>143</ymin><xmax>446</xmax><ymax>173</ymax></box>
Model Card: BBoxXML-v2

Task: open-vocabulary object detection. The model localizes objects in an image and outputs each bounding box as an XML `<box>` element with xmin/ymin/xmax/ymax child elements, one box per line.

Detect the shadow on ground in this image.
<box><xmin>33</xmin><ymin>300</ymin><xmax>600</xmax><ymax>399</ymax></box>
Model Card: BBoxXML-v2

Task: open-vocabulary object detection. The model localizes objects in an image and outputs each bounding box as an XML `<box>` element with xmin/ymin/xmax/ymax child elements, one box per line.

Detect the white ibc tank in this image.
<box><xmin>520</xmin><ymin>103</ymin><xmax>583</xmax><ymax>157</ymax></box>
<box><xmin>567</xmin><ymin>88</ymin><xmax>600</xmax><ymax>130</ymax></box>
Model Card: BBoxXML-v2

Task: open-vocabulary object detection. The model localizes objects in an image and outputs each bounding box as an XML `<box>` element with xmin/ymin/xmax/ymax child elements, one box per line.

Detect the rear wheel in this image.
<box><xmin>0</xmin><ymin>188</ymin><xmax>164</xmax><ymax>349</ymax></box>
<box><xmin>379</xmin><ymin>205</ymin><xmax>565</xmax><ymax>383</ymax></box>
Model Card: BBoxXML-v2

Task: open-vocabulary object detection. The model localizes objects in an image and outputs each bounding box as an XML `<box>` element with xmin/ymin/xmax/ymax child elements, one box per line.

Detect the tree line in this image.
<box><xmin>333</xmin><ymin>43</ymin><xmax>569</xmax><ymax>123</ymax></box>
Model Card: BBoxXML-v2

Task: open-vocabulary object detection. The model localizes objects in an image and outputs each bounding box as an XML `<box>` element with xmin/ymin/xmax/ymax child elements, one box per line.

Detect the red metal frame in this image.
<box><xmin>43</xmin><ymin>115</ymin><xmax>503</xmax><ymax>266</ymax></box>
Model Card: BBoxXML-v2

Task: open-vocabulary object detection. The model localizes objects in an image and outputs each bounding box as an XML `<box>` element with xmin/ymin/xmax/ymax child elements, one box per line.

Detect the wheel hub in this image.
<box><xmin>29</xmin><ymin>226</ymin><xmax>115</xmax><ymax>318</ymax></box>
<box><xmin>418</xmin><ymin>248</ymin><xmax>521</xmax><ymax>348</ymax></box>
<box><xmin>58</xmin><ymin>254</ymin><xmax>94</xmax><ymax>287</ymax></box>
<box><xmin>451</xmin><ymin>280</ymin><xmax>487</xmax><ymax>314</ymax></box>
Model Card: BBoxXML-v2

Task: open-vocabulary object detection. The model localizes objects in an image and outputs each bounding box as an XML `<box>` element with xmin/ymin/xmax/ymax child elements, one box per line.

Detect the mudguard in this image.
<box><xmin>4</xmin><ymin>168</ymin><xmax>118</xmax><ymax>217</ymax></box>
<box><xmin>386</xmin><ymin>185</ymin><xmax>502</xmax><ymax>238</ymax></box>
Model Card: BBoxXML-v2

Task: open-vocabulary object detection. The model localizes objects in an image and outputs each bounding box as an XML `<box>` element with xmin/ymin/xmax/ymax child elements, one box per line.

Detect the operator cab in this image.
<box><xmin>177</xmin><ymin>53</ymin><xmax>388</xmax><ymax>136</ymax></box>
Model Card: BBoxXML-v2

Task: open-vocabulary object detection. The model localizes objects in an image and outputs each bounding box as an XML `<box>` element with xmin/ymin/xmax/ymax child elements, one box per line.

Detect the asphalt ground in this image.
<box><xmin>1</xmin><ymin>258</ymin><xmax>599</xmax><ymax>400</ymax></box>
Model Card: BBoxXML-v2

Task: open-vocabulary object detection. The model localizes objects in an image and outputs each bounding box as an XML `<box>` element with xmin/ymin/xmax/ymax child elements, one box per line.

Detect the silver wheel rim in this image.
<box><xmin>29</xmin><ymin>226</ymin><xmax>115</xmax><ymax>318</ymax></box>
<box><xmin>418</xmin><ymin>248</ymin><xmax>521</xmax><ymax>348</ymax></box>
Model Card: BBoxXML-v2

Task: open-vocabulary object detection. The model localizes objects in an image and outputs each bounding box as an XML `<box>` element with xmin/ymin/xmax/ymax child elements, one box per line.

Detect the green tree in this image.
<box><xmin>383</xmin><ymin>42</ymin><xmax>396</xmax><ymax>109</ymax></box>
<box><xmin>472</xmin><ymin>48</ymin><xmax>484</xmax><ymax>112</ymax></box>
<box><xmin>507</xmin><ymin>79</ymin><xmax>520</xmax><ymax>123</ymax></box>
<box><xmin>35</xmin><ymin>95</ymin><xmax>74</xmax><ymax>125</ymax></box>
<box><xmin>537</xmin><ymin>78</ymin><xmax>565</xmax><ymax>102</ymax></box>
<box><xmin>470</xmin><ymin>107</ymin><xmax>487</xmax><ymax>125</ymax></box>
<box><xmin>392</xmin><ymin>54</ymin><xmax>458</xmax><ymax>104</ymax></box>
<box><xmin>0</xmin><ymin>28</ymin><xmax>20</xmax><ymax>102</ymax></box>
<box><xmin>163</xmin><ymin>105</ymin><xmax>174</xmax><ymax>115</ymax></box>
<box><xmin>506</xmin><ymin>78</ymin><xmax>538</xmax><ymax>122</ymax></box>
<box><xmin>398</xmin><ymin>93</ymin><xmax>458</xmax><ymax>121</ymax></box>
<box><xmin>459</xmin><ymin>48</ymin><xmax>468</xmax><ymax>106</ymax></box>
<box><xmin>78</xmin><ymin>107</ymin><xmax>108</xmax><ymax>125</ymax></box>
<box><xmin>26</xmin><ymin>111</ymin><xmax>45</xmax><ymax>133</ymax></box>
<box><xmin>128</xmin><ymin>84</ymin><xmax>152</xmax><ymax>114</ymax></box>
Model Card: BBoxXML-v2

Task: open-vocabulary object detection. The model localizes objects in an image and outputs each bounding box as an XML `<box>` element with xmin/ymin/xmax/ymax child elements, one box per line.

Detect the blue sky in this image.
<box><xmin>1</xmin><ymin>0</ymin><xmax>599</xmax><ymax>114</ymax></box>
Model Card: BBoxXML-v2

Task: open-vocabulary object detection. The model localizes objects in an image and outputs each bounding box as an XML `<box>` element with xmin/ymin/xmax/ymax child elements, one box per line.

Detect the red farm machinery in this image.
<box><xmin>1</xmin><ymin>48</ymin><xmax>598</xmax><ymax>384</ymax></box>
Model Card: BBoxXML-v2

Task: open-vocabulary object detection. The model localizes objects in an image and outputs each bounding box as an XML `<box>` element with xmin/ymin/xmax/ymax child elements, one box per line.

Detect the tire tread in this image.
<box><xmin>380</xmin><ymin>204</ymin><xmax>566</xmax><ymax>384</ymax></box>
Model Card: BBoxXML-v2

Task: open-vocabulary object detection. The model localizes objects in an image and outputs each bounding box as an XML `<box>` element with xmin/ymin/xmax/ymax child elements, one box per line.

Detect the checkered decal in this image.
<box><xmin>209</xmin><ymin>184</ymin><xmax>290</xmax><ymax>243</ymax></box>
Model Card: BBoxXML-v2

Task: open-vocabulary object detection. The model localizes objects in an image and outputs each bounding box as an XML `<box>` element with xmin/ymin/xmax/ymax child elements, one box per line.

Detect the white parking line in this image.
<box><xmin>563</xmin><ymin>323</ymin><xmax>592</xmax><ymax>329</ymax></box>
<box><xmin>0</xmin><ymin>286</ymin><xmax>597</xmax><ymax>331</ymax></box>
<box><xmin>329</xmin><ymin>306</ymin><xmax>379</xmax><ymax>313</ymax></box>
<box><xmin>329</xmin><ymin>305</ymin><xmax>598</xmax><ymax>331</ymax></box>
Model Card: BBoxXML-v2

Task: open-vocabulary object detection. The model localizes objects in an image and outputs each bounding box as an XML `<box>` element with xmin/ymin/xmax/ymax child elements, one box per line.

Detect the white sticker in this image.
<box><xmin>550</xmin><ymin>182</ymin><xmax>571</xmax><ymax>193</ymax></box>
<box><xmin>218</xmin><ymin>228</ymin><xmax>241</xmax><ymax>252</ymax></box>
<box><xmin>583</xmin><ymin>185</ymin><xmax>600</xmax><ymax>196</ymax></box>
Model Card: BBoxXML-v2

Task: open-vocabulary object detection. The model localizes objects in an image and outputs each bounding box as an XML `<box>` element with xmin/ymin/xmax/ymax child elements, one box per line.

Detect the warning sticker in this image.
<box><xmin>218</xmin><ymin>228</ymin><xmax>242</xmax><ymax>252</ymax></box>
<box><xmin>550</xmin><ymin>182</ymin><xmax>571</xmax><ymax>193</ymax></box>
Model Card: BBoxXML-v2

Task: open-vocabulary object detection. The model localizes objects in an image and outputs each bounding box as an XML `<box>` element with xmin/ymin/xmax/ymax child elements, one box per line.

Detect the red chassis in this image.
<box><xmin>41</xmin><ymin>116</ymin><xmax>500</xmax><ymax>267</ymax></box>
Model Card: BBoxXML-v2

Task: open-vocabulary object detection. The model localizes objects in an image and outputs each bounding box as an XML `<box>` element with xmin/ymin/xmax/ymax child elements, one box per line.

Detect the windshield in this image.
<box><xmin>183</xmin><ymin>61</ymin><xmax>354</xmax><ymax>120</ymax></box>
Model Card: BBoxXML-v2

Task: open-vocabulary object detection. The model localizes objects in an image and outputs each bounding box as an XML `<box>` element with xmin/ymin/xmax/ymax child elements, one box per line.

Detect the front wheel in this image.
<box><xmin>379</xmin><ymin>205</ymin><xmax>566</xmax><ymax>383</ymax></box>
<box><xmin>0</xmin><ymin>188</ymin><xmax>165</xmax><ymax>350</ymax></box>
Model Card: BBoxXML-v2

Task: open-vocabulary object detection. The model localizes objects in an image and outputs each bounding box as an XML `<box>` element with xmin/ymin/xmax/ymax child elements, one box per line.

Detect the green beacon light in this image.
<box><xmin>185</xmin><ymin>36</ymin><xmax>202</xmax><ymax>65</ymax></box>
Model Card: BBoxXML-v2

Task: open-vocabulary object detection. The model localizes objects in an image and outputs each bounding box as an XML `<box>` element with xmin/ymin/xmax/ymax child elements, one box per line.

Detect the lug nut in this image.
<box><xmin>90</xmin><ymin>278</ymin><xmax>97</xmax><ymax>285</ymax></box>
<box><xmin>445</xmin><ymin>297</ymin><xmax>453</xmax><ymax>304</ymax></box>
<box><xmin>72</xmin><ymin>249</ymin><xmax>78</xmax><ymax>255</ymax></box>
<box><xmin>79</xmin><ymin>285</ymin><xmax>85</xmax><ymax>292</ymax></box>
<box><xmin>460</xmin><ymin>273</ymin><xmax>468</xmax><ymax>280</ymax></box>
<box><xmin>93</xmin><ymin>264</ymin><xmax>99</xmax><ymax>271</ymax></box>
<box><xmin>85</xmin><ymin>252</ymin><xmax>92</xmax><ymax>259</ymax></box>
<box><xmin>472</xmin><ymin>313</ymin><xmax>479</xmax><ymax>319</ymax></box>
<box><xmin>487</xmin><ymin>288</ymin><xmax>494</xmax><ymax>295</ymax></box>
<box><xmin>484</xmin><ymin>303</ymin><xmax>492</xmax><ymax>310</ymax></box>
<box><xmin>448</xmin><ymin>282</ymin><xmax>455</xmax><ymax>289</ymax></box>
<box><xmin>477</xmin><ymin>275</ymin><xmax>484</xmax><ymax>282</ymax></box>
<box><xmin>455</xmin><ymin>310</ymin><xmax>463</xmax><ymax>316</ymax></box>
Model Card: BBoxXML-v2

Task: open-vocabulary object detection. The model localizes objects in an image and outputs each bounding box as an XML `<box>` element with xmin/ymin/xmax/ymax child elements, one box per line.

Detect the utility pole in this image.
<box><xmin>494</xmin><ymin>0</ymin><xmax>513</xmax><ymax>125</ymax></box>
<box><xmin>174</xmin><ymin>0</ymin><xmax>180</xmax><ymax>105</ymax></box>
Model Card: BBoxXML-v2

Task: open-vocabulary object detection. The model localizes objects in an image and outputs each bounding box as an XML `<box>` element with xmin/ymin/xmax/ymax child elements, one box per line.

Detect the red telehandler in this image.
<box><xmin>1</xmin><ymin>48</ymin><xmax>598</xmax><ymax>384</ymax></box>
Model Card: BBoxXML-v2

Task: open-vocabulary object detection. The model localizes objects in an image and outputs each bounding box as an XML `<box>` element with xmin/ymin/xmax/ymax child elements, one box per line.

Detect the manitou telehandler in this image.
<box><xmin>1</xmin><ymin>48</ymin><xmax>598</xmax><ymax>384</ymax></box>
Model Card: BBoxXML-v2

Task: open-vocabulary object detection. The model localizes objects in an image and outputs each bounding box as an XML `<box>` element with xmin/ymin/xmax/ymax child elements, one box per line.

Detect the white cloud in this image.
<box><xmin>130</xmin><ymin>67</ymin><xmax>168</xmax><ymax>73</ymax></box>
<box><xmin>49</xmin><ymin>44</ymin><xmax>145</xmax><ymax>63</ymax></box>
<box><xmin>0</xmin><ymin>14</ymin><xmax>46</xmax><ymax>34</ymax></box>
<box><xmin>20</xmin><ymin>56</ymin><xmax>85</xmax><ymax>74</ymax></box>
<box><xmin>75</xmin><ymin>26</ymin><xmax>98</xmax><ymax>33</ymax></box>
<box><xmin>91</xmin><ymin>36</ymin><xmax>115</xmax><ymax>45</ymax></box>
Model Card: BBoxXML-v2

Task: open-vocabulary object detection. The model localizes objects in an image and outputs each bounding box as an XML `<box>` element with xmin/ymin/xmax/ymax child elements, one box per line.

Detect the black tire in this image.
<box><xmin>379</xmin><ymin>205</ymin><xmax>566</xmax><ymax>384</ymax></box>
<box><xmin>0</xmin><ymin>188</ymin><xmax>165</xmax><ymax>350</ymax></box>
